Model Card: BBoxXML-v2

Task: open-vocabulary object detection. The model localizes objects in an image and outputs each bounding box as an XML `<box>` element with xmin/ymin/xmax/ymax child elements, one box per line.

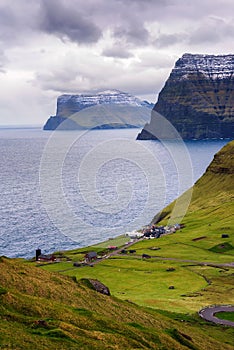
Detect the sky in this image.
<box><xmin>0</xmin><ymin>0</ymin><xmax>233</xmax><ymax>126</ymax></box>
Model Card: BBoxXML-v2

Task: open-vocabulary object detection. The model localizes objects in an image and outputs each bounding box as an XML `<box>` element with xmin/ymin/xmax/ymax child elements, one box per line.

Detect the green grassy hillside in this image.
<box><xmin>1</xmin><ymin>141</ymin><xmax>233</xmax><ymax>349</ymax></box>
<box><xmin>0</xmin><ymin>257</ymin><xmax>233</xmax><ymax>350</ymax></box>
<box><xmin>153</xmin><ymin>140</ymin><xmax>234</xmax><ymax>232</ymax></box>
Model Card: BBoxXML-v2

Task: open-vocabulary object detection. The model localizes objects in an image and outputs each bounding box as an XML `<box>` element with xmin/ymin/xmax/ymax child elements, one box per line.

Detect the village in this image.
<box><xmin>35</xmin><ymin>223</ymin><xmax>184</xmax><ymax>264</ymax></box>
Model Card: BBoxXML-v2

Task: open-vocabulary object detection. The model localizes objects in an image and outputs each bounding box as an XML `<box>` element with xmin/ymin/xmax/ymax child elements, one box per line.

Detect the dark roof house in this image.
<box><xmin>85</xmin><ymin>251</ymin><xmax>97</xmax><ymax>262</ymax></box>
<box><xmin>38</xmin><ymin>254</ymin><xmax>56</xmax><ymax>262</ymax></box>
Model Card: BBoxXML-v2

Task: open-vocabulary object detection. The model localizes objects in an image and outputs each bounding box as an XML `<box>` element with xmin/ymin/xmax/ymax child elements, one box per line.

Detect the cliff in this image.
<box><xmin>137</xmin><ymin>53</ymin><xmax>234</xmax><ymax>140</ymax></box>
<box><xmin>43</xmin><ymin>90</ymin><xmax>153</xmax><ymax>130</ymax></box>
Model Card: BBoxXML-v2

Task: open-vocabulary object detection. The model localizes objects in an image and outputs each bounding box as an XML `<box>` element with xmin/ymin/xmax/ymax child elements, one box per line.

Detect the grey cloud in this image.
<box><xmin>0</xmin><ymin>64</ymin><xmax>6</xmax><ymax>73</ymax></box>
<box><xmin>102</xmin><ymin>45</ymin><xmax>133</xmax><ymax>59</ymax></box>
<box><xmin>0</xmin><ymin>49</ymin><xmax>8</xmax><ymax>73</ymax></box>
<box><xmin>0</xmin><ymin>2</ymin><xmax>23</xmax><ymax>42</ymax></box>
<box><xmin>188</xmin><ymin>17</ymin><xmax>234</xmax><ymax>45</ymax></box>
<box><xmin>0</xmin><ymin>1</ymin><xmax>43</xmax><ymax>47</ymax></box>
<box><xmin>155</xmin><ymin>32</ymin><xmax>187</xmax><ymax>48</ymax></box>
<box><xmin>39</xmin><ymin>0</ymin><xmax>102</xmax><ymax>44</ymax></box>
<box><xmin>116</xmin><ymin>0</ymin><xmax>170</xmax><ymax>7</ymax></box>
<box><xmin>113</xmin><ymin>24</ymin><xmax>150</xmax><ymax>46</ymax></box>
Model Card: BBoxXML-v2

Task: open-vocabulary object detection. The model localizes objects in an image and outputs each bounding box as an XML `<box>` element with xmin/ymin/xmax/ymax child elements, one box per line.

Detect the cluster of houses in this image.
<box><xmin>35</xmin><ymin>223</ymin><xmax>184</xmax><ymax>265</ymax></box>
<box><xmin>126</xmin><ymin>223</ymin><xmax>183</xmax><ymax>240</ymax></box>
<box><xmin>142</xmin><ymin>223</ymin><xmax>182</xmax><ymax>238</ymax></box>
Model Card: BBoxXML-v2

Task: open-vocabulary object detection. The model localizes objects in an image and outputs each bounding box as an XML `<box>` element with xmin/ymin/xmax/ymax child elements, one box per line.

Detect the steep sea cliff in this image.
<box><xmin>137</xmin><ymin>53</ymin><xmax>234</xmax><ymax>140</ymax></box>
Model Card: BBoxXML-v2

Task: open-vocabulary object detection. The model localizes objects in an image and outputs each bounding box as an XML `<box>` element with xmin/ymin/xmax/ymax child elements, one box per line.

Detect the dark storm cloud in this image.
<box><xmin>39</xmin><ymin>0</ymin><xmax>102</xmax><ymax>44</ymax></box>
<box><xmin>1</xmin><ymin>0</ymin><xmax>234</xmax><ymax>49</ymax></box>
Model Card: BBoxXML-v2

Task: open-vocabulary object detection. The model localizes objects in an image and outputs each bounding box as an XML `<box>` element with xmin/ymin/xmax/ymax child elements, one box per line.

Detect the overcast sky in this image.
<box><xmin>0</xmin><ymin>0</ymin><xmax>233</xmax><ymax>125</ymax></box>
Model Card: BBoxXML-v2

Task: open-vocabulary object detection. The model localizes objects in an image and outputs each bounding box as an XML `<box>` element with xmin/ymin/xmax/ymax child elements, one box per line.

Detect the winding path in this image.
<box><xmin>199</xmin><ymin>305</ymin><xmax>234</xmax><ymax>327</ymax></box>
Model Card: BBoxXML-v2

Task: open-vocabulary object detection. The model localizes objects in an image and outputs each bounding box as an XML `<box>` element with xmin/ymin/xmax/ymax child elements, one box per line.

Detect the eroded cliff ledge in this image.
<box><xmin>137</xmin><ymin>53</ymin><xmax>234</xmax><ymax>140</ymax></box>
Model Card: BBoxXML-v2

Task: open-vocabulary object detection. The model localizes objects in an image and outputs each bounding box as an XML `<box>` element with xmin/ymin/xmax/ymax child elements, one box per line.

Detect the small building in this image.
<box><xmin>125</xmin><ymin>231</ymin><xmax>144</xmax><ymax>239</ymax></box>
<box><xmin>85</xmin><ymin>251</ymin><xmax>97</xmax><ymax>262</ymax></box>
<box><xmin>37</xmin><ymin>254</ymin><xmax>56</xmax><ymax>262</ymax></box>
<box><xmin>108</xmin><ymin>246</ymin><xmax>117</xmax><ymax>251</ymax></box>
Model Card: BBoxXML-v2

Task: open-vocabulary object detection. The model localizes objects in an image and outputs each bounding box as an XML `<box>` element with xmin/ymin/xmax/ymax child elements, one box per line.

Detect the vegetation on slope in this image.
<box><xmin>153</xmin><ymin>140</ymin><xmax>234</xmax><ymax>232</ymax></box>
<box><xmin>1</xmin><ymin>141</ymin><xmax>233</xmax><ymax>349</ymax></box>
<box><xmin>0</xmin><ymin>257</ymin><xmax>233</xmax><ymax>350</ymax></box>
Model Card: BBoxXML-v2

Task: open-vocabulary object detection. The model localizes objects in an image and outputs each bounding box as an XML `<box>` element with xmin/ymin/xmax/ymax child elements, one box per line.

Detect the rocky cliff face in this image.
<box><xmin>43</xmin><ymin>90</ymin><xmax>153</xmax><ymax>130</ymax></box>
<box><xmin>137</xmin><ymin>54</ymin><xmax>234</xmax><ymax>140</ymax></box>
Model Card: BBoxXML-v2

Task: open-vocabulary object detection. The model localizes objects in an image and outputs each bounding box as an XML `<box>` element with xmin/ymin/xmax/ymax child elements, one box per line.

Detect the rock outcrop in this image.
<box><xmin>88</xmin><ymin>279</ymin><xmax>111</xmax><ymax>296</ymax></box>
<box><xmin>43</xmin><ymin>90</ymin><xmax>153</xmax><ymax>130</ymax></box>
<box><xmin>137</xmin><ymin>54</ymin><xmax>234</xmax><ymax>140</ymax></box>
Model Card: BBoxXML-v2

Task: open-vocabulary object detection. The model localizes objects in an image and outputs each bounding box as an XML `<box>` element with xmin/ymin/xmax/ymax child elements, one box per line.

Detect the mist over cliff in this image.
<box><xmin>137</xmin><ymin>54</ymin><xmax>234</xmax><ymax>140</ymax></box>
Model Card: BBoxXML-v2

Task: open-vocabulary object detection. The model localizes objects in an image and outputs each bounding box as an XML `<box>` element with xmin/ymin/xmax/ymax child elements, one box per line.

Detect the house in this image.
<box><xmin>85</xmin><ymin>251</ymin><xmax>97</xmax><ymax>262</ymax></box>
<box><xmin>37</xmin><ymin>254</ymin><xmax>56</xmax><ymax>262</ymax></box>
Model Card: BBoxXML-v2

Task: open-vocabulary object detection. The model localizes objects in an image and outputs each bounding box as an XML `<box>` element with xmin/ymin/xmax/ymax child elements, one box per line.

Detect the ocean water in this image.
<box><xmin>0</xmin><ymin>127</ymin><xmax>228</xmax><ymax>258</ymax></box>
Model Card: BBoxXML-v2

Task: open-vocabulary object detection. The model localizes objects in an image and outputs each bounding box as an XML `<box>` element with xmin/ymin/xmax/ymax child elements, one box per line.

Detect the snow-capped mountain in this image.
<box><xmin>137</xmin><ymin>53</ymin><xmax>234</xmax><ymax>140</ymax></box>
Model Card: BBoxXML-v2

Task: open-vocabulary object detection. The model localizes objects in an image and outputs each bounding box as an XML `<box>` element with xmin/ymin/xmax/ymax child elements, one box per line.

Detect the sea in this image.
<box><xmin>0</xmin><ymin>127</ymin><xmax>229</xmax><ymax>259</ymax></box>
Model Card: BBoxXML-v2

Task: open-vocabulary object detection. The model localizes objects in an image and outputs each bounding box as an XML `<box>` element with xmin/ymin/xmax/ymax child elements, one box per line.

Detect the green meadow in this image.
<box><xmin>41</xmin><ymin>249</ymin><xmax>233</xmax><ymax>313</ymax></box>
<box><xmin>1</xmin><ymin>256</ymin><xmax>234</xmax><ymax>349</ymax></box>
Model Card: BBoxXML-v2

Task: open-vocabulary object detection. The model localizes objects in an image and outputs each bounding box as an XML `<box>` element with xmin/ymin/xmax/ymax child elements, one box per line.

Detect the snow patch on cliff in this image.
<box><xmin>173</xmin><ymin>53</ymin><xmax>234</xmax><ymax>80</ymax></box>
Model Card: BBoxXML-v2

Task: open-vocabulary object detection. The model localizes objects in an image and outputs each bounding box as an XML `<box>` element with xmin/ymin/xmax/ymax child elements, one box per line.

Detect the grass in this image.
<box><xmin>0</xmin><ymin>259</ymin><xmax>234</xmax><ymax>350</ymax></box>
<box><xmin>215</xmin><ymin>312</ymin><xmax>234</xmax><ymax>322</ymax></box>
<box><xmin>131</xmin><ymin>236</ymin><xmax>234</xmax><ymax>263</ymax></box>
<box><xmin>51</xmin><ymin>235</ymin><xmax>131</xmax><ymax>263</ymax></box>
<box><xmin>0</xmin><ymin>257</ymin><xmax>234</xmax><ymax>350</ymax></box>
<box><xmin>41</xmin><ymin>256</ymin><xmax>234</xmax><ymax>314</ymax></box>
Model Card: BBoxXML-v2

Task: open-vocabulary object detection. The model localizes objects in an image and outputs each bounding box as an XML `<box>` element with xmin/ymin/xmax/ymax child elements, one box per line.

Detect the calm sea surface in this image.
<box><xmin>0</xmin><ymin>128</ymin><xmax>228</xmax><ymax>258</ymax></box>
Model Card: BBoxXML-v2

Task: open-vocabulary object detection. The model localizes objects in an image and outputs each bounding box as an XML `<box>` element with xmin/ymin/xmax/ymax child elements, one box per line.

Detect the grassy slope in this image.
<box><xmin>153</xmin><ymin>140</ymin><xmax>234</xmax><ymax>237</ymax></box>
<box><xmin>1</xmin><ymin>142</ymin><xmax>234</xmax><ymax>349</ymax></box>
<box><xmin>0</xmin><ymin>257</ymin><xmax>233</xmax><ymax>350</ymax></box>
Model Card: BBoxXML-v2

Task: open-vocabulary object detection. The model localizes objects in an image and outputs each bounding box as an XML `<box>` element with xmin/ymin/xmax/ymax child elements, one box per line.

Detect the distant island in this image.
<box><xmin>137</xmin><ymin>53</ymin><xmax>234</xmax><ymax>140</ymax></box>
<box><xmin>43</xmin><ymin>90</ymin><xmax>153</xmax><ymax>130</ymax></box>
